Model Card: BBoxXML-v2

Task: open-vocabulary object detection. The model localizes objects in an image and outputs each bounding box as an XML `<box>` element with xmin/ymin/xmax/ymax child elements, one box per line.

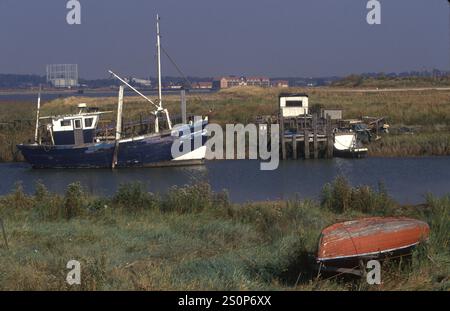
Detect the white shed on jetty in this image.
<box><xmin>279</xmin><ymin>93</ymin><xmax>309</xmax><ymax>117</ymax></box>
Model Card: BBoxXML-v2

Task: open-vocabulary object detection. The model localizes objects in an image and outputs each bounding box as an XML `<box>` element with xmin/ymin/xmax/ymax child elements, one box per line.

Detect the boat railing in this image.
<box><xmin>93</xmin><ymin>113</ymin><xmax>198</xmax><ymax>141</ymax></box>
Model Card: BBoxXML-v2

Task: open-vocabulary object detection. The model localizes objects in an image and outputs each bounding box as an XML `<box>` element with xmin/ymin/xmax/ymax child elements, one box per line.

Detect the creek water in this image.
<box><xmin>0</xmin><ymin>157</ymin><xmax>449</xmax><ymax>204</ymax></box>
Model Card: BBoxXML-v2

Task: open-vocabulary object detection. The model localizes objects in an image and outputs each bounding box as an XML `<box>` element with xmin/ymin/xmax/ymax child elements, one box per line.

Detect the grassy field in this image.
<box><xmin>0</xmin><ymin>86</ymin><xmax>450</xmax><ymax>161</ymax></box>
<box><xmin>0</xmin><ymin>178</ymin><xmax>448</xmax><ymax>290</ymax></box>
<box><xmin>331</xmin><ymin>75</ymin><xmax>450</xmax><ymax>88</ymax></box>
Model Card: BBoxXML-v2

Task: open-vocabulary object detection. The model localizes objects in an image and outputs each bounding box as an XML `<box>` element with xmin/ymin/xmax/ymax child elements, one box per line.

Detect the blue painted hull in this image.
<box><xmin>17</xmin><ymin>128</ymin><xmax>207</xmax><ymax>169</ymax></box>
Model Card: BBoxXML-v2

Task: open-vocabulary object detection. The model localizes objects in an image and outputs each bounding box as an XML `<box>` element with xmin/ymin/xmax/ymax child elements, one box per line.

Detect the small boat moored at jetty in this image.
<box><xmin>316</xmin><ymin>217</ymin><xmax>429</xmax><ymax>265</ymax></box>
<box><xmin>333</xmin><ymin>132</ymin><xmax>368</xmax><ymax>158</ymax></box>
<box><xmin>17</xmin><ymin>15</ymin><xmax>208</xmax><ymax>169</ymax></box>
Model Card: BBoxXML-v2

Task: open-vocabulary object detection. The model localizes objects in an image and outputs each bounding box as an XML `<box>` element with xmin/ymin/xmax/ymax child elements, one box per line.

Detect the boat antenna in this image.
<box><xmin>34</xmin><ymin>85</ymin><xmax>41</xmax><ymax>144</ymax></box>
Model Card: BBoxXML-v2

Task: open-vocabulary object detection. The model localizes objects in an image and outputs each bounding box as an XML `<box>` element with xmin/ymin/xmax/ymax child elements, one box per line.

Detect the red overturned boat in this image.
<box><xmin>317</xmin><ymin>217</ymin><xmax>429</xmax><ymax>264</ymax></box>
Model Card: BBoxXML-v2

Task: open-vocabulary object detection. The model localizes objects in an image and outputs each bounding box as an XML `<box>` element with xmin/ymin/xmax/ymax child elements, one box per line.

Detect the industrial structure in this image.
<box><xmin>46</xmin><ymin>64</ymin><xmax>78</xmax><ymax>88</ymax></box>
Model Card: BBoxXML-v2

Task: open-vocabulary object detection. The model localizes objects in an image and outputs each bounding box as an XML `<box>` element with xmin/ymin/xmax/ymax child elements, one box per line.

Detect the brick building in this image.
<box><xmin>213</xmin><ymin>76</ymin><xmax>270</xmax><ymax>89</ymax></box>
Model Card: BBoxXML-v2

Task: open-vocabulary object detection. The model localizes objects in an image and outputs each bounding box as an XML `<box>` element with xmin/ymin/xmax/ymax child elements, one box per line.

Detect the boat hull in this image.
<box><xmin>316</xmin><ymin>217</ymin><xmax>429</xmax><ymax>263</ymax></box>
<box><xmin>333</xmin><ymin>148</ymin><xmax>368</xmax><ymax>158</ymax></box>
<box><xmin>17</xmin><ymin>128</ymin><xmax>208</xmax><ymax>169</ymax></box>
<box><xmin>333</xmin><ymin>133</ymin><xmax>368</xmax><ymax>158</ymax></box>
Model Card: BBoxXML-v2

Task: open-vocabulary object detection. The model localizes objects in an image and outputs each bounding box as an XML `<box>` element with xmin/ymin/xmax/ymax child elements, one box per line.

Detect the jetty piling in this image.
<box><xmin>112</xmin><ymin>85</ymin><xmax>124</xmax><ymax>169</ymax></box>
<box><xmin>326</xmin><ymin>115</ymin><xmax>333</xmax><ymax>158</ymax></box>
<box><xmin>181</xmin><ymin>89</ymin><xmax>187</xmax><ymax>124</ymax></box>
<box><xmin>275</xmin><ymin>112</ymin><xmax>334</xmax><ymax>160</ymax></box>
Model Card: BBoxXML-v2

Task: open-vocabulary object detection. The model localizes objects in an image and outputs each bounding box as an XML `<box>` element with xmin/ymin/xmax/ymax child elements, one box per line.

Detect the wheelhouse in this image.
<box><xmin>41</xmin><ymin>104</ymin><xmax>111</xmax><ymax>146</ymax></box>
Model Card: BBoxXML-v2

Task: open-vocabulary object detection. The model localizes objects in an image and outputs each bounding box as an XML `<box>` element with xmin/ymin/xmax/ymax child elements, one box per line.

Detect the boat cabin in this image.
<box><xmin>46</xmin><ymin>104</ymin><xmax>108</xmax><ymax>146</ymax></box>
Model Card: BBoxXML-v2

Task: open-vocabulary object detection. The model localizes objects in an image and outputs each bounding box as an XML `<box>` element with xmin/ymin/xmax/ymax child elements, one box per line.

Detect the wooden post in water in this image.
<box><xmin>313</xmin><ymin>114</ymin><xmax>319</xmax><ymax>159</ymax></box>
<box><xmin>112</xmin><ymin>85</ymin><xmax>124</xmax><ymax>169</ymax></box>
<box><xmin>304</xmin><ymin>130</ymin><xmax>310</xmax><ymax>159</ymax></box>
<box><xmin>303</xmin><ymin>109</ymin><xmax>307</xmax><ymax>125</ymax></box>
<box><xmin>181</xmin><ymin>89</ymin><xmax>187</xmax><ymax>124</ymax></box>
<box><xmin>292</xmin><ymin>134</ymin><xmax>297</xmax><ymax>160</ymax></box>
<box><xmin>326</xmin><ymin>115</ymin><xmax>334</xmax><ymax>158</ymax></box>
<box><xmin>34</xmin><ymin>86</ymin><xmax>41</xmax><ymax>144</ymax></box>
<box><xmin>280</xmin><ymin>116</ymin><xmax>286</xmax><ymax>160</ymax></box>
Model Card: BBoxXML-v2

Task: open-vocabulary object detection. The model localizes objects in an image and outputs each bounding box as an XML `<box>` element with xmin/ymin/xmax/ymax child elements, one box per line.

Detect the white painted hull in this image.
<box><xmin>334</xmin><ymin>133</ymin><xmax>368</xmax><ymax>157</ymax></box>
<box><xmin>172</xmin><ymin>145</ymin><xmax>207</xmax><ymax>161</ymax></box>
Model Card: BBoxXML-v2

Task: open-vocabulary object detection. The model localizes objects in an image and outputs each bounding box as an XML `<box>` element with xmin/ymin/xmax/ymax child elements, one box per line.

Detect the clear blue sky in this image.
<box><xmin>0</xmin><ymin>0</ymin><xmax>449</xmax><ymax>78</ymax></box>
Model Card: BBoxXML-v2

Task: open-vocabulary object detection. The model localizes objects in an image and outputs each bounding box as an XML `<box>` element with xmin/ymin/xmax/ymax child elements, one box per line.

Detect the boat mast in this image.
<box><xmin>155</xmin><ymin>14</ymin><xmax>172</xmax><ymax>131</ymax></box>
<box><xmin>112</xmin><ymin>85</ymin><xmax>124</xmax><ymax>169</ymax></box>
<box><xmin>34</xmin><ymin>86</ymin><xmax>41</xmax><ymax>144</ymax></box>
<box><xmin>156</xmin><ymin>14</ymin><xmax>163</xmax><ymax>110</ymax></box>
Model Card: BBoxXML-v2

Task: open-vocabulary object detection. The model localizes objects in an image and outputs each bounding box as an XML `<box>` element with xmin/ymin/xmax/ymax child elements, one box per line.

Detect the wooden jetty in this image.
<box><xmin>256</xmin><ymin>93</ymin><xmax>337</xmax><ymax>160</ymax></box>
<box><xmin>256</xmin><ymin>93</ymin><xmax>385</xmax><ymax>160</ymax></box>
<box><xmin>279</xmin><ymin>113</ymin><xmax>334</xmax><ymax>160</ymax></box>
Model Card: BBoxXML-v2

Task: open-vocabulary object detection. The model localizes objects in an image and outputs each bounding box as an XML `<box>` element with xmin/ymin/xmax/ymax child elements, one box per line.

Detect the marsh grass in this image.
<box><xmin>369</xmin><ymin>132</ymin><xmax>450</xmax><ymax>157</ymax></box>
<box><xmin>0</xmin><ymin>178</ymin><xmax>447</xmax><ymax>290</ymax></box>
<box><xmin>321</xmin><ymin>176</ymin><xmax>394</xmax><ymax>215</ymax></box>
<box><xmin>332</xmin><ymin>75</ymin><xmax>450</xmax><ymax>88</ymax></box>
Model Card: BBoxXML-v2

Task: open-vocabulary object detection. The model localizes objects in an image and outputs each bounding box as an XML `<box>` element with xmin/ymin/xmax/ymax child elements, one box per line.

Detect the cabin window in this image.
<box><xmin>74</xmin><ymin>119</ymin><xmax>82</xmax><ymax>129</ymax></box>
<box><xmin>60</xmin><ymin>120</ymin><xmax>72</xmax><ymax>127</ymax></box>
<box><xmin>286</xmin><ymin>100</ymin><xmax>303</xmax><ymax>107</ymax></box>
<box><xmin>84</xmin><ymin>118</ymin><xmax>94</xmax><ymax>128</ymax></box>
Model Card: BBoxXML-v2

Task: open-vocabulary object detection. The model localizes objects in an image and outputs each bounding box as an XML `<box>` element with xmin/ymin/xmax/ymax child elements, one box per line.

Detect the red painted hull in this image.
<box><xmin>317</xmin><ymin>217</ymin><xmax>429</xmax><ymax>262</ymax></box>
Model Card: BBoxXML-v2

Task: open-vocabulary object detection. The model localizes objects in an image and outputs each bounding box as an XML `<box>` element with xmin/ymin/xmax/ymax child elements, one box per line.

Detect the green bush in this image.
<box><xmin>113</xmin><ymin>182</ymin><xmax>157</xmax><ymax>211</ymax></box>
<box><xmin>321</xmin><ymin>176</ymin><xmax>352</xmax><ymax>213</ymax></box>
<box><xmin>424</xmin><ymin>194</ymin><xmax>450</xmax><ymax>250</ymax></box>
<box><xmin>161</xmin><ymin>183</ymin><xmax>213</xmax><ymax>214</ymax></box>
<box><xmin>11</xmin><ymin>182</ymin><xmax>32</xmax><ymax>210</ymax></box>
<box><xmin>87</xmin><ymin>197</ymin><xmax>111</xmax><ymax>214</ymax></box>
<box><xmin>321</xmin><ymin>176</ymin><xmax>394</xmax><ymax>214</ymax></box>
<box><xmin>32</xmin><ymin>181</ymin><xmax>63</xmax><ymax>220</ymax></box>
<box><xmin>63</xmin><ymin>182</ymin><xmax>86</xmax><ymax>219</ymax></box>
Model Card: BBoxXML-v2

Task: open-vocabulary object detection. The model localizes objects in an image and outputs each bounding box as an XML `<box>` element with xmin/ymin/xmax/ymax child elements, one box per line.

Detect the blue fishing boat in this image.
<box><xmin>17</xmin><ymin>15</ymin><xmax>208</xmax><ymax>169</ymax></box>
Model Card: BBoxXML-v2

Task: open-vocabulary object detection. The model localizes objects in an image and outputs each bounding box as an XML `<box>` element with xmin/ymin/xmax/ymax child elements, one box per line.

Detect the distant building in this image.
<box><xmin>213</xmin><ymin>76</ymin><xmax>242</xmax><ymax>89</ymax></box>
<box><xmin>213</xmin><ymin>76</ymin><xmax>270</xmax><ymax>89</ymax></box>
<box><xmin>271</xmin><ymin>80</ymin><xmax>289</xmax><ymax>88</ymax></box>
<box><xmin>246</xmin><ymin>76</ymin><xmax>270</xmax><ymax>87</ymax></box>
<box><xmin>46</xmin><ymin>64</ymin><xmax>78</xmax><ymax>88</ymax></box>
<box><xmin>193</xmin><ymin>81</ymin><xmax>213</xmax><ymax>89</ymax></box>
